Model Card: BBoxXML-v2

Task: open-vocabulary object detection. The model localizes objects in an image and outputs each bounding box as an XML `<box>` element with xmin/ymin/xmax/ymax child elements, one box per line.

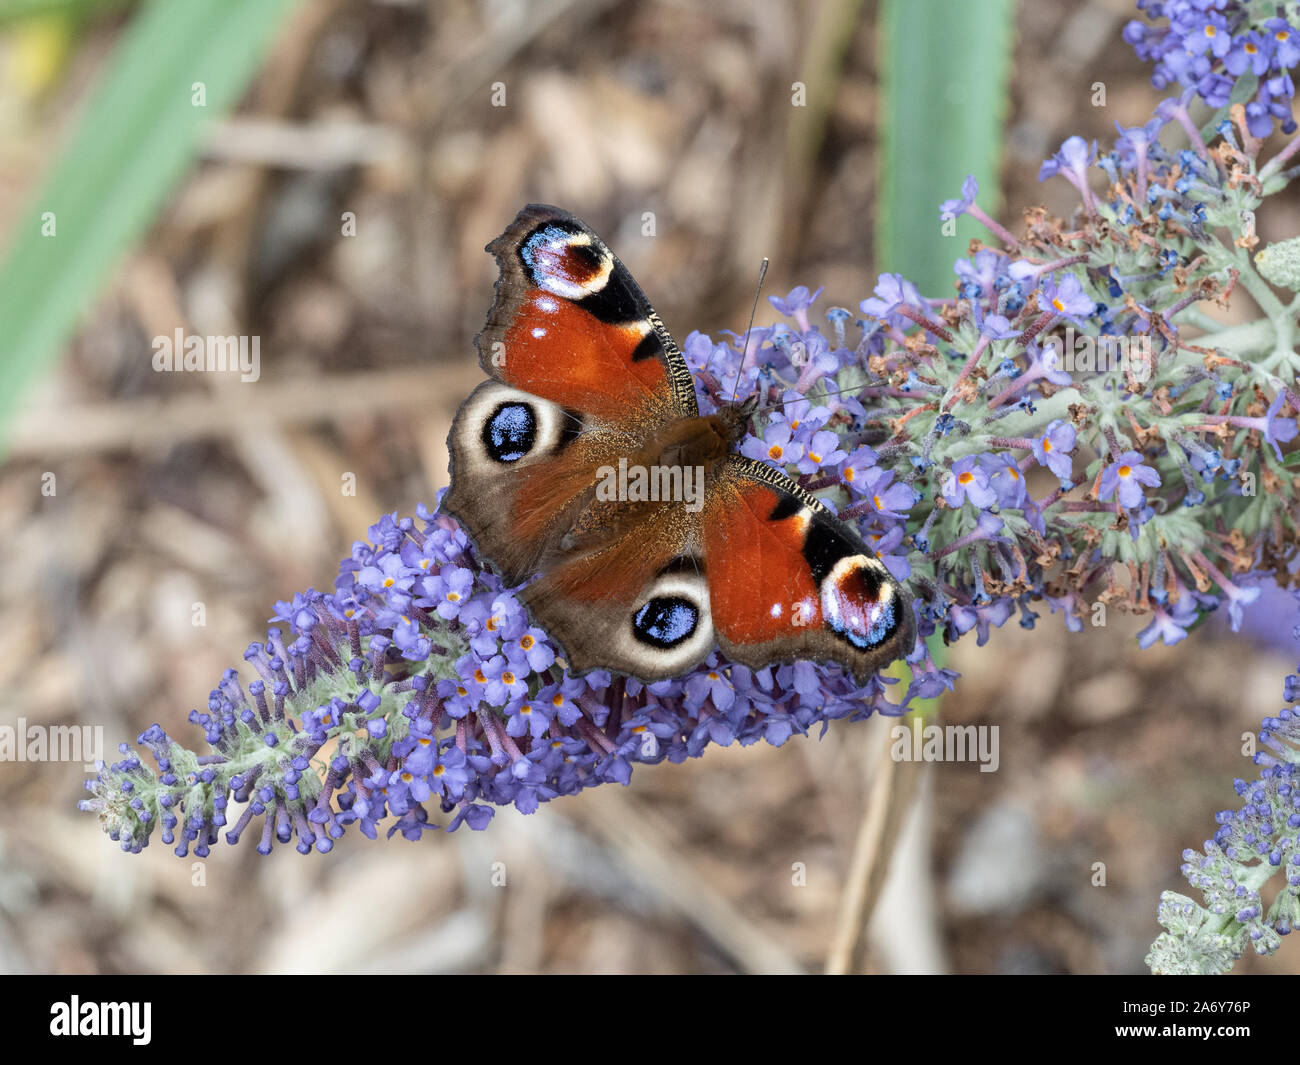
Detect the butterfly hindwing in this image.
<box><xmin>701</xmin><ymin>456</ymin><xmax>916</xmax><ymax>682</ymax></box>
<box><xmin>519</xmin><ymin>519</ymin><xmax>715</xmax><ymax>680</ymax></box>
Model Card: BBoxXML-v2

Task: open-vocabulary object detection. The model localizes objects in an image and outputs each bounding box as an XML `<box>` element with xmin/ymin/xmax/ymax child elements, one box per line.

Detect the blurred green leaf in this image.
<box><xmin>889</xmin><ymin>630</ymin><xmax>947</xmax><ymax>721</ymax></box>
<box><xmin>876</xmin><ymin>0</ymin><xmax>1014</xmax><ymax>701</ymax></box>
<box><xmin>875</xmin><ymin>0</ymin><xmax>1015</xmax><ymax>298</ymax></box>
<box><xmin>0</xmin><ymin>0</ymin><xmax>300</xmax><ymax>444</ymax></box>
<box><xmin>0</xmin><ymin>0</ymin><xmax>132</xmax><ymax>29</ymax></box>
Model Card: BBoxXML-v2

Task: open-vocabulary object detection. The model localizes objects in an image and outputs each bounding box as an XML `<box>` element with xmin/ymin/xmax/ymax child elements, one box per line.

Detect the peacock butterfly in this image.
<box><xmin>444</xmin><ymin>204</ymin><xmax>915</xmax><ymax>682</ymax></box>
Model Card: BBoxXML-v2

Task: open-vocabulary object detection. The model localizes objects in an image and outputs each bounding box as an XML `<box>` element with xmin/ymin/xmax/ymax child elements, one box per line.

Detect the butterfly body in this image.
<box><xmin>445</xmin><ymin>204</ymin><xmax>915</xmax><ymax>683</ymax></box>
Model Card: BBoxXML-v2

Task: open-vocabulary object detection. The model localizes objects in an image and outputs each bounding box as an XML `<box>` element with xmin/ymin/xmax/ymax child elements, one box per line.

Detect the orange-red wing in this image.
<box><xmin>703</xmin><ymin>478</ymin><xmax>821</xmax><ymax>643</ymax></box>
<box><xmin>701</xmin><ymin>457</ymin><xmax>915</xmax><ymax>681</ymax></box>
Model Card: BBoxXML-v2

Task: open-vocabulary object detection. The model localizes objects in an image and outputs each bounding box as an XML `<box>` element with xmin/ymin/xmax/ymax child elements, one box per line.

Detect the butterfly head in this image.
<box><xmin>715</xmin><ymin>393</ymin><xmax>759</xmax><ymax>449</ymax></box>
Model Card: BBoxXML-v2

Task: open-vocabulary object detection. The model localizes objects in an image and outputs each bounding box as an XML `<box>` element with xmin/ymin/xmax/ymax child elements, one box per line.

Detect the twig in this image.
<box><xmin>5</xmin><ymin>365</ymin><xmax>480</xmax><ymax>458</ymax></box>
<box><xmin>824</xmin><ymin>717</ymin><xmax>923</xmax><ymax>974</ymax></box>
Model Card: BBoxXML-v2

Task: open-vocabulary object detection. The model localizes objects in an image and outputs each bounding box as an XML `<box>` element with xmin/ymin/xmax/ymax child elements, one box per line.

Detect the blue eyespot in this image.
<box><xmin>831</xmin><ymin>598</ymin><xmax>896</xmax><ymax>649</ymax></box>
<box><xmin>633</xmin><ymin>597</ymin><xmax>699</xmax><ymax>649</ymax></box>
<box><xmin>483</xmin><ymin>402</ymin><xmax>536</xmax><ymax>463</ymax></box>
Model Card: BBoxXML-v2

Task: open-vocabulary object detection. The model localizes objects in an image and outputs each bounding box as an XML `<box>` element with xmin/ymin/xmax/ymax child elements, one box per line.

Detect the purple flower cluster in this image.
<box><xmin>1125</xmin><ymin>1</ymin><xmax>1300</xmax><ymax>136</ymax></box>
<box><xmin>924</xmin><ymin>100</ymin><xmax>1300</xmax><ymax>664</ymax></box>
<box><xmin>1149</xmin><ymin>592</ymin><xmax>1300</xmax><ymax>973</ymax></box>
<box><xmin>81</xmin><ymin>475</ymin><xmax>928</xmax><ymax>855</ymax></box>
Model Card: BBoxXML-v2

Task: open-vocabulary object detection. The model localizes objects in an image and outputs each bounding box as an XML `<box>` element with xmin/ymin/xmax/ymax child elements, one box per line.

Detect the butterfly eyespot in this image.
<box><xmin>521</xmin><ymin>223</ymin><xmax>613</xmax><ymax>299</ymax></box>
<box><xmin>820</xmin><ymin>556</ymin><xmax>897</xmax><ymax>650</ymax></box>
<box><xmin>482</xmin><ymin>402</ymin><xmax>537</xmax><ymax>463</ymax></box>
<box><xmin>632</xmin><ymin>596</ymin><xmax>700</xmax><ymax>649</ymax></box>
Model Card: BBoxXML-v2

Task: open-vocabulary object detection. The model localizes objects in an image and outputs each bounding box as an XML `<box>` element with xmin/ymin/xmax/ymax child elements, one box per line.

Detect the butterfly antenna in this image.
<box><xmin>729</xmin><ymin>257</ymin><xmax>769</xmax><ymax>406</ymax></box>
